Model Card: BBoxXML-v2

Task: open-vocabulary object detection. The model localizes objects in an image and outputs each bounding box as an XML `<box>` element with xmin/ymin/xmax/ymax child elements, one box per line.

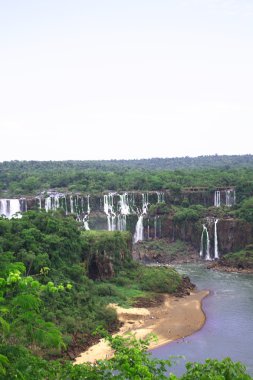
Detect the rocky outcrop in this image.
<box><xmin>83</xmin><ymin>231</ymin><xmax>133</xmax><ymax>280</ymax></box>
<box><xmin>217</xmin><ymin>219</ymin><xmax>253</xmax><ymax>254</ymax></box>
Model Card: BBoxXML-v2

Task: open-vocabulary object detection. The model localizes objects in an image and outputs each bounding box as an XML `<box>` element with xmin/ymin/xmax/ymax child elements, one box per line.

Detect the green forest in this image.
<box><xmin>1</xmin><ymin>155</ymin><xmax>253</xmax><ymax>196</ymax></box>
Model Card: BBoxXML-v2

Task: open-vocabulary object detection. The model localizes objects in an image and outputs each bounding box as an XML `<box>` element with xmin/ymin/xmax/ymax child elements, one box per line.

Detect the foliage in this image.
<box><xmin>181</xmin><ymin>357</ymin><xmax>252</xmax><ymax>380</ymax></box>
<box><xmin>238</xmin><ymin>197</ymin><xmax>253</xmax><ymax>223</ymax></box>
<box><xmin>149</xmin><ymin>202</ymin><xmax>171</xmax><ymax>216</ymax></box>
<box><xmin>2</xmin><ymin>157</ymin><xmax>253</xmax><ymax>197</ymax></box>
<box><xmin>220</xmin><ymin>245</ymin><xmax>253</xmax><ymax>269</ymax></box>
<box><xmin>82</xmin><ymin>230</ymin><xmax>132</xmax><ymax>274</ymax></box>
<box><xmin>1</xmin><ymin>334</ymin><xmax>252</xmax><ymax>379</ymax></box>
<box><xmin>173</xmin><ymin>205</ymin><xmax>205</xmax><ymax>224</ymax></box>
<box><xmin>137</xmin><ymin>266</ymin><xmax>182</xmax><ymax>293</ymax></box>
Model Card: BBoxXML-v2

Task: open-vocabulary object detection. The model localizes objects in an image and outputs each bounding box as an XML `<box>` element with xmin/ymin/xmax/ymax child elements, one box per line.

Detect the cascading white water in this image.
<box><xmin>117</xmin><ymin>193</ymin><xmax>131</xmax><ymax>231</ymax></box>
<box><xmin>134</xmin><ymin>215</ymin><xmax>144</xmax><ymax>243</ymax></box>
<box><xmin>214</xmin><ymin>218</ymin><xmax>219</xmax><ymax>259</ymax></box>
<box><xmin>82</xmin><ymin>195</ymin><xmax>91</xmax><ymax>230</ymax></box>
<box><xmin>142</xmin><ymin>193</ymin><xmax>149</xmax><ymax>214</ymax></box>
<box><xmin>133</xmin><ymin>193</ymin><xmax>149</xmax><ymax>243</ymax></box>
<box><xmin>0</xmin><ymin>199</ymin><xmax>21</xmax><ymax>218</ymax></box>
<box><xmin>45</xmin><ymin>196</ymin><xmax>52</xmax><ymax>212</ymax></box>
<box><xmin>87</xmin><ymin>195</ymin><xmax>90</xmax><ymax>215</ymax></box>
<box><xmin>70</xmin><ymin>196</ymin><xmax>74</xmax><ymax>214</ymax></box>
<box><xmin>104</xmin><ymin>193</ymin><xmax>117</xmax><ymax>231</ymax></box>
<box><xmin>225</xmin><ymin>189</ymin><xmax>236</xmax><ymax>207</ymax></box>
<box><xmin>214</xmin><ymin>191</ymin><xmax>221</xmax><ymax>207</ymax></box>
<box><xmin>83</xmin><ymin>215</ymin><xmax>90</xmax><ymax>230</ymax></box>
<box><xmin>200</xmin><ymin>225</ymin><xmax>211</xmax><ymax>260</ymax></box>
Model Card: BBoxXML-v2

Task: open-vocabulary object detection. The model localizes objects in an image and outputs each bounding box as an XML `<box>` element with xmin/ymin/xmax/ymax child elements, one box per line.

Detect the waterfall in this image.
<box><xmin>214</xmin><ymin>219</ymin><xmax>219</xmax><ymax>259</ymax></box>
<box><xmin>225</xmin><ymin>189</ymin><xmax>236</xmax><ymax>207</ymax></box>
<box><xmin>45</xmin><ymin>194</ymin><xmax>60</xmax><ymax>211</ymax></box>
<box><xmin>0</xmin><ymin>199</ymin><xmax>21</xmax><ymax>219</ymax></box>
<box><xmin>119</xmin><ymin>193</ymin><xmax>130</xmax><ymax>215</ymax></box>
<box><xmin>83</xmin><ymin>214</ymin><xmax>90</xmax><ymax>230</ymax></box>
<box><xmin>70</xmin><ymin>196</ymin><xmax>74</xmax><ymax>214</ymax></box>
<box><xmin>133</xmin><ymin>193</ymin><xmax>149</xmax><ymax>243</ymax></box>
<box><xmin>104</xmin><ymin>193</ymin><xmax>117</xmax><ymax>231</ymax></box>
<box><xmin>214</xmin><ymin>191</ymin><xmax>221</xmax><ymax>207</ymax></box>
<box><xmin>45</xmin><ymin>196</ymin><xmax>51</xmax><ymax>212</ymax></box>
<box><xmin>142</xmin><ymin>193</ymin><xmax>149</xmax><ymax>214</ymax></box>
<box><xmin>200</xmin><ymin>225</ymin><xmax>211</xmax><ymax>260</ymax></box>
<box><xmin>134</xmin><ymin>215</ymin><xmax>144</xmax><ymax>243</ymax></box>
<box><xmin>156</xmin><ymin>192</ymin><xmax>164</xmax><ymax>203</ymax></box>
<box><xmin>87</xmin><ymin>195</ymin><xmax>91</xmax><ymax>215</ymax></box>
<box><xmin>118</xmin><ymin>193</ymin><xmax>130</xmax><ymax>231</ymax></box>
<box><xmin>82</xmin><ymin>195</ymin><xmax>91</xmax><ymax>230</ymax></box>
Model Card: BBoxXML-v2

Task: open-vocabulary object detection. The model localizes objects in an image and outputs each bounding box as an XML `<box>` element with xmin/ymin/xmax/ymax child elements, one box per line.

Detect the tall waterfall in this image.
<box><xmin>83</xmin><ymin>215</ymin><xmax>90</xmax><ymax>230</ymax></box>
<box><xmin>133</xmin><ymin>193</ymin><xmax>149</xmax><ymax>243</ymax></box>
<box><xmin>82</xmin><ymin>195</ymin><xmax>91</xmax><ymax>230</ymax></box>
<box><xmin>214</xmin><ymin>191</ymin><xmax>221</xmax><ymax>207</ymax></box>
<box><xmin>142</xmin><ymin>193</ymin><xmax>149</xmax><ymax>214</ymax></box>
<box><xmin>87</xmin><ymin>195</ymin><xmax>90</xmax><ymax>215</ymax></box>
<box><xmin>200</xmin><ymin>225</ymin><xmax>211</xmax><ymax>260</ymax></box>
<box><xmin>0</xmin><ymin>199</ymin><xmax>21</xmax><ymax>219</ymax></box>
<box><xmin>214</xmin><ymin>219</ymin><xmax>219</xmax><ymax>259</ymax></box>
<box><xmin>117</xmin><ymin>193</ymin><xmax>130</xmax><ymax>231</ymax></box>
<box><xmin>104</xmin><ymin>193</ymin><xmax>117</xmax><ymax>231</ymax></box>
<box><xmin>134</xmin><ymin>215</ymin><xmax>144</xmax><ymax>243</ymax></box>
<box><xmin>156</xmin><ymin>192</ymin><xmax>165</xmax><ymax>203</ymax></box>
<box><xmin>225</xmin><ymin>189</ymin><xmax>236</xmax><ymax>207</ymax></box>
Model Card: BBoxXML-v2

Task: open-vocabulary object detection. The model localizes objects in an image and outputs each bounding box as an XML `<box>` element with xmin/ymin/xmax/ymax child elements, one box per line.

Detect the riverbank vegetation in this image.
<box><xmin>0</xmin><ymin>211</ymin><xmax>187</xmax><ymax>373</ymax></box>
<box><xmin>216</xmin><ymin>244</ymin><xmax>253</xmax><ymax>270</ymax></box>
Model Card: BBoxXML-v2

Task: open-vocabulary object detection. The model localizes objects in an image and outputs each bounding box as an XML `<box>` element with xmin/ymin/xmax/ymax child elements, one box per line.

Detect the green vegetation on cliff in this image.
<box><xmin>219</xmin><ymin>244</ymin><xmax>253</xmax><ymax>270</ymax></box>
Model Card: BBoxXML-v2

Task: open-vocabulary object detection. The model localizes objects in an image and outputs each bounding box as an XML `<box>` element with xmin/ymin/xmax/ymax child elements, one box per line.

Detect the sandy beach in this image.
<box><xmin>74</xmin><ymin>289</ymin><xmax>209</xmax><ymax>364</ymax></box>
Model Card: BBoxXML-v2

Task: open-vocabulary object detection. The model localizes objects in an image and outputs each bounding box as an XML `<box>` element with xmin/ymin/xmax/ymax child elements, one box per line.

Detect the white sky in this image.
<box><xmin>0</xmin><ymin>0</ymin><xmax>252</xmax><ymax>161</ymax></box>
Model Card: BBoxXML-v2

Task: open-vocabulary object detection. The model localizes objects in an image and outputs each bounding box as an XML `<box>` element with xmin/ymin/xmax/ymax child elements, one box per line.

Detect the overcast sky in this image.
<box><xmin>0</xmin><ymin>0</ymin><xmax>252</xmax><ymax>161</ymax></box>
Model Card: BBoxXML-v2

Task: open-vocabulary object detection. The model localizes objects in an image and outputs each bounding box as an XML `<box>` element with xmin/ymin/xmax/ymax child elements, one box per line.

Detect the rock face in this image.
<box><xmin>88</xmin><ymin>253</ymin><xmax>115</xmax><ymax>280</ymax></box>
<box><xmin>139</xmin><ymin>215</ymin><xmax>253</xmax><ymax>258</ymax></box>
<box><xmin>83</xmin><ymin>231</ymin><xmax>133</xmax><ymax>280</ymax></box>
<box><xmin>217</xmin><ymin>219</ymin><xmax>253</xmax><ymax>254</ymax></box>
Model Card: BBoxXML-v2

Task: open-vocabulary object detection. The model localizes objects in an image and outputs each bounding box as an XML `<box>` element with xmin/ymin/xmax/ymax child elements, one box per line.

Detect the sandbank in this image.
<box><xmin>74</xmin><ymin>290</ymin><xmax>209</xmax><ymax>364</ymax></box>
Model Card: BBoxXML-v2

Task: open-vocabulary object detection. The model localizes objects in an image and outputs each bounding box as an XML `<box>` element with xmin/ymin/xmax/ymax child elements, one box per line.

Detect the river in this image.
<box><xmin>152</xmin><ymin>263</ymin><xmax>253</xmax><ymax>376</ymax></box>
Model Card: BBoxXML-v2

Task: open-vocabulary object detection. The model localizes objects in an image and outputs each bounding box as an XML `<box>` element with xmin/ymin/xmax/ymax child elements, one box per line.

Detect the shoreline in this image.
<box><xmin>74</xmin><ymin>289</ymin><xmax>209</xmax><ymax>365</ymax></box>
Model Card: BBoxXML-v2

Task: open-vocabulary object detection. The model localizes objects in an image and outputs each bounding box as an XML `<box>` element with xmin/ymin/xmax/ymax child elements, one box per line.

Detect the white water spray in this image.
<box><xmin>200</xmin><ymin>225</ymin><xmax>211</xmax><ymax>260</ymax></box>
<box><xmin>214</xmin><ymin>191</ymin><xmax>221</xmax><ymax>207</ymax></box>
<box><xmin>133</xmin><ymin>193</ymin><xmax>149</xmax><ymax>243</ymax></box>
<box><xmin>0</xmin><ymin>199</ymin><xmax>21</xmax><ymax>219</ymax></box>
